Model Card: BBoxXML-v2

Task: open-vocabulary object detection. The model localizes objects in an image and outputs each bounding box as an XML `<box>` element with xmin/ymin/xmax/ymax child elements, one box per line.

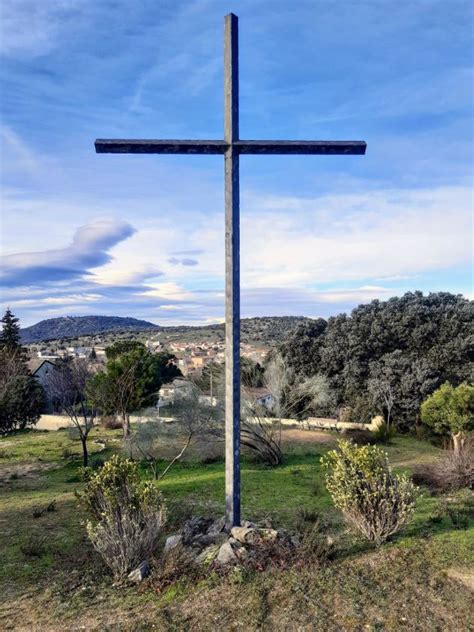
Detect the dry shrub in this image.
<box><xmin>100</xmin><ymin>416</ymin><xmax>122</xmax><ymax>430</ymax></box>
<box><xmin>151</xmin><ymin>545</ymin><xmax>201</xmax><ymax>593</ymax></box>
<box><xmin>81</xmin><ymin>455</ymin><xmax>166</xmax><ymax>580</ymax></box>
<box><xmin>323</xmin><ymin>440</ymin><xmax>417</xmax><ymax>546</ymax></box>
<box><xmin>237</xmin><ymin>537</ymin><xmax>295</xmax><ymax>573</ymax></box>
<box><xmin>20</xmin><ymin>532</ymin><xmax>48</xmax><ymax>557</ymax></box>
<box><xmin>344</xmin><ymin>429</ymin><xmax>376</xmax><ymax>446</ymax></box>
<box><xmin>412</xmin><ymin>443</ymin><xmax>474</xmax><ymax>492</ymax></box>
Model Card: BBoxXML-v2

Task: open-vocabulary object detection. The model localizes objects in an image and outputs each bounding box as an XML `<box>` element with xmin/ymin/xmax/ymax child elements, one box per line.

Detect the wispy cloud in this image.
<box><xmin>0</xmin><ymin>219</ymin><xmax>135</xmax><ymax>286</ymax></box>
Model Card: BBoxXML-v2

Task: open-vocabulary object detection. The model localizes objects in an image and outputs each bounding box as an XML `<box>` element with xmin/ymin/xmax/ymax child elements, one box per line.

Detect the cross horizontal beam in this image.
<box><xmin>95</xmin><ymin>139</ymin><xmax>366</xmax><ymax>155</ymax></box>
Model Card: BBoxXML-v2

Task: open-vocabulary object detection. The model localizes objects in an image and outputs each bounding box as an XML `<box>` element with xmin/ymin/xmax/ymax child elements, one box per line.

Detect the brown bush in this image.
<box><xmin>344</xmin><ymin>429</ymin><xmax>376</xmax><ymax>446</ymax></box>
<box><xmin>100</xmin><ymin>416</ymin><xmax>123</xmax><ymax>430</ymax></box>
<box><xmin>412</xmin><ymin>443</ymin><xmax>474</xmax><ymax>492</ymax></box>
<box><xmin>151</xmin><ymin>545</ymin><xmax>201</xmax><ymax>593</ymax></box>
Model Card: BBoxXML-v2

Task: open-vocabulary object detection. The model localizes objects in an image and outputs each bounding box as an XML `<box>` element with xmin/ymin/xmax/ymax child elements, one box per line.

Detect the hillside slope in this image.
<box><xmin>21</xmin><ymin>315</ymin><xmax>158</xmax><ymax>343</ymax></box>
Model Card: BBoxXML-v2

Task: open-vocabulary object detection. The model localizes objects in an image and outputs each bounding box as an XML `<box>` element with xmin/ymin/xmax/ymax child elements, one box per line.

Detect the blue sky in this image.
<box><xmin>0</xmin><ymin>0</ymin><xmax>472</xmax><ymax>327</ymax></box>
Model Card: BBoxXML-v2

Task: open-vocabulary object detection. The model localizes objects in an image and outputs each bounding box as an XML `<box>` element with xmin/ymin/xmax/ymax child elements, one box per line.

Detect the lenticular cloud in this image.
<box><xmin>0</xmin><ymin>219</ymin><xmax>135</xmax><ymax>287</ymax></box>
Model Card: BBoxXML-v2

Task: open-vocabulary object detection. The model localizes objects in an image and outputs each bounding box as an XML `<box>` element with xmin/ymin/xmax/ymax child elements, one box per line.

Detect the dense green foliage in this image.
<box><xmin>322</xmin><ymin>440</ymin><xmax>417</xmax><ymax>545</ymax></box>
<box><xmin>0</xmin><ymin>308</ymin><xmax>22</xmax><ymax>349</ymax></box>
<box><xmin>87</xmin><ymin>346</ymin><xmax>181</xmax><ymax>436</ymax></box>
<box><xmin>281</xmin><ymin>292</ymin><xmax>473</xmax><ymax>430</ymax></box>
<box><xmin>0</xmin><ymin>310</ymin><xmax>44</xmax><ymax>434</ymax></box>
<box><xmin>105</xmin><ymin>340</ymin><xmax>147</xmax><ymax>359</ymax></box>
<box><xmin>20</xmin><ymin>315</ymin><xmax>157</xmax><ymax>343</ymax></box>
<box><xmin>421</xmin><ymin>383</ymin><xmax>474</xmax><ymax>448</ymax></box>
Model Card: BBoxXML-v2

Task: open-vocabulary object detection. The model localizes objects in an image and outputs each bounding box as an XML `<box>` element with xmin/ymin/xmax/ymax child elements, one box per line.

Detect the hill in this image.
<box><xmin>21</xmin><ymin>315</ymin><xmax>314</xmax><ymax>345</ymax></box>
<box><xmin>20</xmin><ymin>315</ymin><xmax>158</xmax><ymax>343</ymax></box>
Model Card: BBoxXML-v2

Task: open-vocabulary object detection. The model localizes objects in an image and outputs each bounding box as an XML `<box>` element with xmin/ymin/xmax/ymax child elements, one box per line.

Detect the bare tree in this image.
<box><xmin>265</xmin><ymin>354</ymin><xmax>336</xmax><ymax>423</ymax></box>
<box><xmin>368</xmin><ymin>375</ymin><xmax>395</xmax><ymax>435</ymax></box>
<box><xmin>133</xmin><ymin>384</ymin><xmax>219</xmax><ymax>479</ymax></box>
<box><xmin>240</xmin><ymin>394</ymin><xmax>283</xmax><ymax>465</ymax></box>
<box><xmin>49</xmin><ymin>359</ymin><xmax>96</xmax><ymax>466</ymax></box>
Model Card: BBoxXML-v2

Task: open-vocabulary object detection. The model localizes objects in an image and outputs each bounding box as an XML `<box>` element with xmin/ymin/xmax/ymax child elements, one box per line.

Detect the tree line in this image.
<box><xmin>279</xmin><ymin>291</ymin><xmax>473</xmax><ymax>431</ymax></box>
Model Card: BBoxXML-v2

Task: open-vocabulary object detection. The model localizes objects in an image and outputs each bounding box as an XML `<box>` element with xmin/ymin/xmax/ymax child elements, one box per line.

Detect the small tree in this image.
<box><xmin>421</xmin><ymin>382</ymin><xmax>474</xmax><ymax>453</ymax></box>
<box><xmin>88</xmin><ymin>347</ymin><xmax>181</xmax><ymax>439</ymax></box>
<box><xmin>322</xmin><ymin>440</ymin><xmax>417</xmax><ymax>545</ymax></box>
<box><xmin>368</xmin><ymin>373</ymin><xmax>395</xmax><ymax>443</ymax></box>
<box><xmin>133</xmin><ymin>385</ymin><xmax>217</xmax><ymax>479</ymax></box>
<box><xmin>0</xmin><ymin>308</ymin><xmax>22</xmax><ymax>350</ymax></box>
<box><xmin>81</xmin><ymin>455</ymin><xmax>166</xmax><ymax>579</ymax></box>
<box><xmin>48</xmin><ymin>359</ymin><xmax>96</xmax><ymax>466</ymax></box>
<box><xmin>0</xmin><ymin>347</ymin><xmax>45</xmax><ymax>434</ymax></box>
<box><xmin>0</xmin><ymin>310</ymin><xmax>44</xmax><ymax>434</ymax></box>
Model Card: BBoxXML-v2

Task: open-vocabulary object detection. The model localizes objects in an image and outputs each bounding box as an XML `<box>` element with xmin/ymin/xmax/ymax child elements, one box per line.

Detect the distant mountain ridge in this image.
<box><xmin>20</xmin><ymin>315</ymin><xmax>314</xmax><ymax>344</ymax></box>
<box><xmin>21</xmin><ymin>315</ymin><xmax>158</xmax><ymax>343</ymax></box>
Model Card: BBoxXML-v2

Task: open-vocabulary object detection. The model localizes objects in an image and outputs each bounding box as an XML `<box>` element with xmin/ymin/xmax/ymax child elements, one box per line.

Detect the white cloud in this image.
<box><xmin>240</xmin><ymin>185</ymin><xmax>472</xmax><ymax>287</ymax></box>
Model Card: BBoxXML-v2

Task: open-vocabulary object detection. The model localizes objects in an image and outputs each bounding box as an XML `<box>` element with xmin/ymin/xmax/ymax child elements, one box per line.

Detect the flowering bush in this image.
<box><xmin>81</xmin><ymin>455</ymin><xmax>166</xmax><ymax>579</ymax></box>
<box><xmin>322</xmin><ymin>440</ymin><xmax>417</xmax><ymax>545</ymax></box>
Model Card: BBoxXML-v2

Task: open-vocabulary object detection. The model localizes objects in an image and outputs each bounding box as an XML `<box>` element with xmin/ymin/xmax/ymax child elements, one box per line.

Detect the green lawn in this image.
<box><xmin>0</xmin><ymin>427</ymin><xmax>472</xmax><ymax>631</ymax></box>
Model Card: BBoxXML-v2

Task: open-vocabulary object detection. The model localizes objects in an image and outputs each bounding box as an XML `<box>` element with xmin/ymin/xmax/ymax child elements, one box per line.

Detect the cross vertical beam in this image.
<box><xmin>224</xmin><ymin>13</ymin><xmax>240</xmax><ymax>528</ymax></box>
<box><xmin>94</xmin><ymin>12</ymin><xmax>366</xmax><ymax>533</ymax></box>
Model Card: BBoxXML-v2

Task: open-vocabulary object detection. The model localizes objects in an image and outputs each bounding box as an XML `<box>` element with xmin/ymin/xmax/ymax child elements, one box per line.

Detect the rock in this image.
<box><xmin>217</xmin><ymin>541</ymin><xmax>238</xmax><ymax>565</ymax></box>
<box><xmin>234</xmin><ymin>546</ymin><xmax>248</xmax><ymax>560</ymax></box>
<box><xmin>164</xmin><ymin>534</ymin><xmax>182</xmax><ymax>552</ymax></box>
<box><xmin>192</xmin><ymin>532</ymin><xmax>228</xmax><ymax>548</ymax></box>
<box><xmin>259</xmin><ymin>528</ymin><xmax>279</xmax><ymax>541</ymax></box>
<box><xmin>207</xmin><ymin>516</ymin><xmax>227</xmax><ymax>535</ymax></box>
<box><xmin>127</xmin><ymin>560</ymin><xmax>150</xmax><ymax>583</ymax></box>
<box><xmin>241</xmin><ymin>520</ymin><xmax>257</xmax><ymax>528</ymax></box>
<box><xmin>290</xmin><ymin>535</ymin><xmax>300</xmax><ymax>547</ymax></box>
<box><xmin>231</xmin><ymin>526</ymin><xmax>279</xmax><ymax>545</ymax></box>
<box><xmin>182</xmin><ymin>516</ymin><xmax>213</xmax><ymax>544</ymax></box>
<box><xmin>195</xmin><ymin>544</ymin><xmax>220</xmax><ymax>566</ymax></box>
<box><xmin>230</xmin><ymin>526</ymin><xmax>255</xmax><ymax>544</ymax></box>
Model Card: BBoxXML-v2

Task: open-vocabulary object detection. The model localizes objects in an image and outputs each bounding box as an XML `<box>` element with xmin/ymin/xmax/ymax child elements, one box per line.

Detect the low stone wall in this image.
<box><xmin>36</xmin><ymin>415</ymin><xmax>71</xmax><ymax>431</ymax></box>
<box><xmin>249</xmin><ymin>416</ymin><xmax>383</xmax><ymax>432</ymax></box>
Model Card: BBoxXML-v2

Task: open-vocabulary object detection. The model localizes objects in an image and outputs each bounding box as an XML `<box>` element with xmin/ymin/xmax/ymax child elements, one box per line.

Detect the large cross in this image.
<box><xmin>95</xmin><ymin>13</ymin><xmax>366</xmax><ymax>528</ymax></box>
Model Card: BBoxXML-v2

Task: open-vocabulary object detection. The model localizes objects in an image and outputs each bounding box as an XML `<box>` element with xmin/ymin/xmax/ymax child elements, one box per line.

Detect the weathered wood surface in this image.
<box><xmin>224</xmin><ymin>12</ymin><xmax>241</xmax><ymax>529</ymax></box>
<box><xmin>235</xmin><ymin>140</ymin><xmax>366</xmax><ymax>154</ymax></box>
<box><xmin>95</xmin><ymin>139</ymin><xmax>228</xmax><ymax>154</ymax></box>
<box><xmin>95</xmin><ymin>139</ymin><xmax>366</xmax><ymax>155</ymax></box>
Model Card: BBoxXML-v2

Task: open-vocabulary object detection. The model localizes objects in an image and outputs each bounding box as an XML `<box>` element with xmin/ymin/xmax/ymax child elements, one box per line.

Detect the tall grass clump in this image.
<box><xmin>322</xmin><ymin>439</ymin><xmax>417</xmax><ymax>546</ymax></box>
<box><xmin>81</xmin><ymin>455</ymin><xmax>166</xmax><ymax>579</ymax></box>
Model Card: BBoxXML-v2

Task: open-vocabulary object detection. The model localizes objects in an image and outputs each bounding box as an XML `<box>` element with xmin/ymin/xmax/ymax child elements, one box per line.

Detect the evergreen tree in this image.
<box><xmin>0</xmin><ymin>308</ymin><xmax>21</xmax><ymax>350</ymax></box>
<box><xmin>280</xmin><ymin>292</ymin><xmax>473</xmax><ymax>430</ymax></box>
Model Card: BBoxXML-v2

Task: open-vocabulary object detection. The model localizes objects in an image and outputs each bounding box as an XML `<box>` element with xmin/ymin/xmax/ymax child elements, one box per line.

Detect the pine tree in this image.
<box><xmin>0</xmin><ymin>308</ymin><xmax>22</xmax><ymax>350</ymax></box>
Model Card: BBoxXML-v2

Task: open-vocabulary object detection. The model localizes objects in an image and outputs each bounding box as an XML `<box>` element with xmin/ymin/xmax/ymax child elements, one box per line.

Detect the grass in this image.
<box><xmin>0</xmin><ymin>427</ymin><xmax>472</xmax><ymax>631</ymax></box>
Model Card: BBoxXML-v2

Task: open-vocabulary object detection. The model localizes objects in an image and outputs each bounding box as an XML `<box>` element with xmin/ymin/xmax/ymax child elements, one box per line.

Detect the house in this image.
<box><xmin>244</xmin><ymin>387</ymin><xmax>276</xmax><ymax>411</ymax></box>
<box><xmin>158</xmin><ymin>378</ymin><xmax>194</xmax><ymax>406</ymax></box>
<box><xmin>28</xmin><ymin>358</ymin><xmax>57</xmax><ymax>412</ymax></box>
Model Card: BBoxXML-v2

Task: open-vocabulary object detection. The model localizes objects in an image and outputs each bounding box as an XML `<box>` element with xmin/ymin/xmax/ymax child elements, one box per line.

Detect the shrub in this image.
<box><xmin>80</xmin><ymin>455</ymin><xmax>166</xmax><ymax>580</ymax></box>
<box><xmin>20</xmin><ymin>532</ymin><xmax>48</xmax><ymax>557</ymax></box>
<box><xmin>373</xmin><ymin>421</ymin><xmax>396</xmax><ymax>444</ymax></box>
<box><xmin>100</xmin><ymin>416</ymin><xmax>123</xmax><ymax>430</ymax></box>
<box><xmin>322</xmin><ymin>440</ymin><xmax>417</xmax><ymax>546</ymax></box>
<box><xmin>344</xmin><ymin>429</ymin><xmax>376</xmax><ymax>446</ymax></box>
<box><xmin>152</xmin><ymin>545</ymin><xmax>199</xmax><ymax>593</ymax></box>
<box><xmin>412</xmin><ymin>443</ymin><xmax>473</xmax><ymax>492</ymax></box>
<box><xmin>421</xmin><ymin>383</ymin><xmax>474</xmax><ymax>453</ymax></box>
<box><xmin>295</xmin><ymin>511</ymin><xmax>336</xmax><ymax>563</ymax></box>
